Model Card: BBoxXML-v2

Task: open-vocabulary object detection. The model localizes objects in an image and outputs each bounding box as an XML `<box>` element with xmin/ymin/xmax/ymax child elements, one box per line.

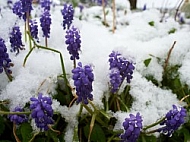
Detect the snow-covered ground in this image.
<box><xmin>0</xmin><ymin>0</ymin><xmax>190</xmax><ymax>141</ymax></box>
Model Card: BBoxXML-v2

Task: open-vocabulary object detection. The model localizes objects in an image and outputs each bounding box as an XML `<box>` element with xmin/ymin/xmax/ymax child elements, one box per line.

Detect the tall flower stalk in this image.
<box><xmin>72</xmin><ymin>62</ymin><xmax>94</xmax><ymax>104</ymax></box>
<box><xmin>65</xmin><ymin>26</ymin><xmax>81</xmax><ymax>68</ymax></box>
<box><xmin>112</xmin><ymin>0</ymin><xmax>116</xmax><ymax>33</ymax></box>
<box><xmin>40</xmin><ymin>10</ymin><xmax>51</xmax><ymax>47</ymax></box>
<box><xmin>0</xmin><ymin>37</ymin><xmax>14</xmax><ymax>81</ymax></box>
<box><xmin>9</xmin><ymin>26</ymin><xmax>24</xmax><ymax>55</ymax></box>
<box><xmin>61</xmin><ymin>3</ymin><xmax>74</xmax><ymax>30</ymax></box>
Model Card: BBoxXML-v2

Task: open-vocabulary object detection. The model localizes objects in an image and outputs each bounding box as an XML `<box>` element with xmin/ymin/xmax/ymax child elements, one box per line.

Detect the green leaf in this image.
<box><xmin>139</xmin><ymin>135</ymin><xmax>157</xmax><ymax>142</ymax></box>
<box><xmin>94</xmin><ymin>15</ymin><xmax>101</xmax><ymax>19</ymax></box>
<box><xmin>48</xmin><ymin>130</ymin><xmax>59</xmax><ymax>142</ymax></box>
<box><xmin>148</xmin><ymin>21</ymin><xmax>154</xmax><ymax>26</ymax></box>
<box><xmin>20</xmin><ymin>123</ymin><xmax>33</xmax><ymax>142</ymax></box>
<box><xmin>105</xmin><ymin>10</ymin><xmax>109</xmax><ymax>15</ymax></box>
<box><xmin>33</xmin><ymin>137</ymin><xmax>46</xmax><ymax>142</ymax></box>
<box><xmin>84</xmin><ymin>124</ymin><xmax>106</xmax><ymax>142</ymax></box>
<box><xmin>0</xmin><ymin>116</ymin><xmax>5</xmax><ymax>136</ymax></box>
<box><xmin>58</xmin><ymin>133</ymin><xmax>65</xmax><ymax>142</ymax></box>
<box><xmin>73</xmin><ymin>126</ymin><xmax>79</xmax><ymax>141</ymax></box>
<box><xmin>168</xmin><ymin>28</ymin><xmax>176</xmax><ymax>34</ymax></box>
<box><xmin>144</xmin><ymin>58</ymin><xmax>152</xmax><ymax>67</ymax></box>
<box><xmin>177</xmin><ymin>127</ymin><xmax>190</xmax><ymax>142</ymax></box>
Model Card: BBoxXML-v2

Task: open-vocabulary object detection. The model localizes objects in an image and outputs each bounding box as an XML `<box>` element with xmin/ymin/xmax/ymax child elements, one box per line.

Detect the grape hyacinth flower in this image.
<box><xmin>142</xmin><ymin>4</ymin><xmax>147</xmax><ymax>11</ymax></box>
<box><xmin>12</xmin><ymin>0</ymin><xmax>33</xmax><ymax>20</ymax></box>
<box><xmin>61</xmin><ymin>4</ymin><xmax>74</xmax><ymax>30</ymax></box>
<box><xmin>72</xmin><ymin>62</ymin><xmax>94</xmax><ymax>104</ymax></box>
<box><xmin>20</xmin><ymin>0</ymin><xmax>33</xmax><ymax>14</ymax></box>
<box><xmin>0</xmin><ymin>37</ymin><xmax>13</xmax><ymax>75</ymax></box>
<box><xmin>157</xmin><ymin>105</ymin><xmax>187</xmax><ymax>137</ymax></box>
<box><xmin>120</xmin><ymin>112</ymin><xmax>143</xmax><ymax>142</ymax></box>
<box><xmin>7</xmin><ymin>0</ymin><xmax>13</xmax><ymax>8</ymax></box>
<box><xmin>29</xmin><ymin>19</ymin><xmax>39</xmax><ymax>42</ymax></box>
<box><xmin>65</xmin><ymin>26</ymin><xmax>81</xmax><ymax>61</ymax></box>
<box><xmin>30</xmin><ymin>93</ymin><xmax>54</xmax><ymax>131</ymax></box>
<box><xmin>40</xmin><ymin>0</ymin><xmax>52</xmax><ymax>11</ymax></box>
<box><xmin>8</xmin><ymin>106</ymin><xmax>28</xmax><ymax>125</ymax></box>
<box><xmin>93</xmin><ymin>0</ymin><xmax>107</xmax><ymax>6</ymax></box>
<box><xmin>109</xmin><ymin>51</ymin><xmax>135</xmax><ymax>93</ymax></box>
<box><xmin>12</xmin><ymin>1</ymin><xmax>23</xmax><ymax>19</ymax></box>
<box><xmin>109</xmin><ymin>68</ymin><xmax>122</xmax><ymax>93</ymax></box>
<box><xmin>40</xmin><ymin>10</ymin><xmax>51</xmax><ymax>38</ymax></box>
<box><xmin>9</xmin><ymin>26</ymin><xmax>24</xmax><ymax>54</ymax></box>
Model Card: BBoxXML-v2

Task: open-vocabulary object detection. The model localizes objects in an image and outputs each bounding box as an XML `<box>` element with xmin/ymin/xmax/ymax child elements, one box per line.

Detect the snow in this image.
<box><xmin>0</xmin><ymin>0</ymin><xmax>190</xmax><ymax>141</ymax></box>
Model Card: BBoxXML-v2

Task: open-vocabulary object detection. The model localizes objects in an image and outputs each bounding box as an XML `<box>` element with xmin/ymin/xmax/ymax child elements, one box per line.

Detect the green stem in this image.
<box><xmin>73</xmin><ymin>59</ymin><xmax>76</xmax><ymax>69</ymax></box>
<box><xmin>117</xmin><ymin>96</ymin><xmax>130</xmax><ymax>112</ymax></box>
<box><xmin>82</xmin><ymin>104</ymin><xmax>107</xmax><ymax>127</ymax></box>
<box><xmin>0</xmin><ymin>110</ymin><xmax>31</xmax><ymax>115</ymax></box>
<box><xmin>23</xmin><ymin>46</ymin><xmax>35</xmax><ymax>67</ymax></box>
<box><xmin>24</xmin><ymin>31</ymin><xmax>70</xmax><ymax>94</ymax></box>
<box><xmin>25</xmin><ymin>22</ymin><xmax>27</xmax><ymax>42</ymax></box>
<box><xmin>143</xmin><ymin>117</ymin><xmax>166</xmax><ymax>131</ymax></box>
<box><xmin>29</xmin><ymin>132</ymin><xmax>39</xmax><ymax>142</ymax></box>
<box><xmin>78</xmin><ymin>103</ymin><xmax>83</xmax><ymax>117</ymax></box>
<box><xmin>82</xmin><ymin>104</ymin><xmax>93</xmax><ymax>115</ymax></box>
<box><xmin>99</xmin><ymin>110</ymin><xmax>111</xmax><ymax>120</ymax></box>
<box><xmin>141</xmin><ymin>135</ymin><xmax>146</xmax><ymax>142</ymax></box>
<box><xmin>45</xmin><ymin>37</ymin><xmax>48</xmax><ymax>48</ymax></box>
<box><xmin>107</xmin><ymin>130</ymin><xmax>123</xmax><ymax>142</ymax></box>
<box><xmin>89</xmin><ymin>101</ymin><xmax>97</xmax><ymax>111</ymax></box>
<box><xmin>88</xmin><ymin>112</ymin><xmax>97</xmax><ymax>142</ymax></box>
<box><xmin>26</xmin><ymin>11</ymin><xmax>32</xmax><ymax>50</ymax></box>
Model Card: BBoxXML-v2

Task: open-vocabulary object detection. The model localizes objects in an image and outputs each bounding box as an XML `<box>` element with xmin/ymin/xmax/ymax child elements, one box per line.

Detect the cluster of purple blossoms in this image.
<box><xmin>9</xmin><ymin>26</ymin><xmax>24</xmax><ymax>54</ymax></box>
<box><xmin>0</xmin><ymin>38</ymin><xmax>13</xmax><ymax>74</ymax></box>
<box><xmin>12</xmin><ymin>0</ymin><xmax>33</xmax><ymax>20</ymax></box>
<box><xmin>40</xmin><ymin>0</ymin><xmax>52</xmax><ymax>11</ymax></box>
<box><xmin>142</xmin><ymin>4</ymin><xmax>147</xmax><ymax>11</ymax></box>
<box><xmin>92</xmin><ymin>0</ymin><xmax>107</xmax><ymax>6</ymax></box>
<box><xmin>12</xmin><ymin>1</ymin><xmax>23</xmax><ymax>19</ymax></box>
<box><xmin>20</xmin><ymin>0</ymin><xmax>33</xmax><ymax>13</ymax></box>
<box><xmin>157</xmin><ymin>105</ymin><xmax>187</xmax><ymax>137</ymax></box>
<box><xmin>30</xmin><ymin>93</ymin><xmax>54</xmax><ymax>131</ymax></box>
<box><xmin>40</xmin><ymin>10</ymin><xmax>51</xmax><ymax>38</ymax></box>
<box><xmin>29</xmin><ymin>19</ymin><xmax>39</xmax><ymax>42</ymax></box>
<box><xmin>65</xmin><ymin>26</ymin><xmax>81</xmax><ymax>60</ymax></box>
<box><xmin>109</xmin><ymin>68</ymin><xmax>122</xmax><ymax>93</ymax></box>
<box><xmin>109</xmin><ymin>51</ymin><xmax>135</xmax><ymax>93</ymax></box>
<box><xmin>8</xmin><ymin>106</ymin><xmax>28</xmax><ymax>125</ymax></box>
<box><xmin>72</xmin><ymin>62</ymin><xmax>94</xmax><ymax>104</ymax></box>
<box><xmin>61</xmin><ymin>4</ymin><xmax>74</xmax><ymax>30</ymax></box>
<box><xmin>120</xmin><ymin>112</ymin><xmax>143</xmax><ymax>142</ymax></box>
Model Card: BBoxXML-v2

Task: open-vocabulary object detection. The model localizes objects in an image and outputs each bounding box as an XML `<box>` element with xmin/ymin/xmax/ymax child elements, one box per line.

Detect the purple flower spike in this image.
<box><xmin>40</xmin><ymin>10</ymin><xmax>51</xmax><ymax>38</ymax></box>
<box><xmin>120</xmin><ymin>112</ymin><xmax>143</xmax><ymax>142</ymax></box>
<box><xmin>65</xmin><ymin>26</ymin><xmax>81</xmax><ymax>60</ymax></box>
<box><xmin>157</xmin><ymin>105</ymin><xmax>187</xmax><ymax>137</ymax></box>
<box><xmin>0</xmin><ymin>38</ymin><xmax>13</xmax><ymax>74</ymax></box>
<box><xmin>92</xmin><ymin>0</ymin><xmax>107</xmax><ymax>6</ymax></box>
<box><xmin>12</xmin><ymin>0</ymin><xmax>33</xmax><ymax>20</ymax></box>
<box><xmin>8</xmin><ymin>106</ymin><xmax>28</xmax><ymax>125</ymax></box>
<box><xmin>61</xmin><ymin>4</ymin><xmax>74</xmax><ymax>30</ymax></box>
<box><xmin>40</xmin><ymin>0</ymin><xmax>52</xmax><ymax>11</ymax></box>
<box><xmin>30</xmin><ymin>19</ymin><xmax>39</xmax><ymax>42</ymax></box>
<box><xmin>109</xmin><ymin>51</ymin><xmax>135</xmax><ymax>93</ymax></box>
<box><xmin>109</xmin><ymin>68</ymin><xmax>122</xmax><ymax>93</ymax></box>
<box><xmin>12</xmin><ymin>1</ymin><xmax>23</xmax><ymax>19</ymax></box>
<box><xmin>20</xmin><ymin>0</ymin><xmax>33</xmax><ymax>13</ymax></box>
<box><xmin>9</xmin><ymin>26</ymin><xmax>24</xmax><ymax>55</ymax></box>
<box><xmin>72</xmin><ymin>62</ymin><xmax>94</xmax><ymax>104</ymax></box>
<box><xmin>30</xmin><ymin>93</ymin><xmax>54</xmax><ymax>131</ymax></box>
